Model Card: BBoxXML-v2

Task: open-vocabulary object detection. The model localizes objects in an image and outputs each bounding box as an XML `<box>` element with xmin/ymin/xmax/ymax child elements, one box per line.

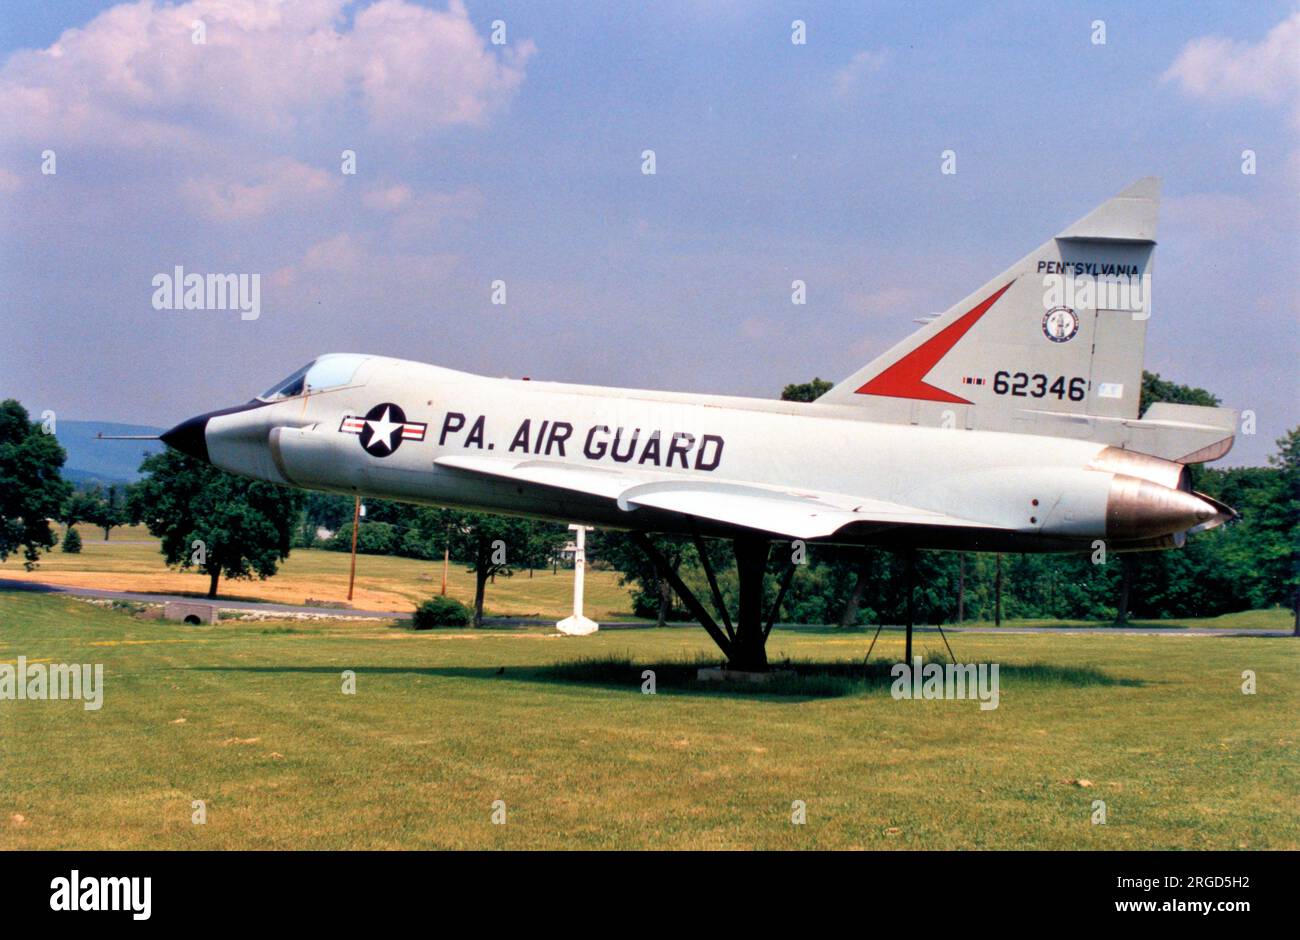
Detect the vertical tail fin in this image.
<box><xmin>820</xmin><ymin>179</ymin><xmax>1160</xmax><ymax>434</ymax></box>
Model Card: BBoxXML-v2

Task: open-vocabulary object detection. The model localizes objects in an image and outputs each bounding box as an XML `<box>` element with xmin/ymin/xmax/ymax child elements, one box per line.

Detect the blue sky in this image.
<box><xmin>1</xmin><ymin>1</ymin><xmax>1296</xmax><ymax>465</ymax></box>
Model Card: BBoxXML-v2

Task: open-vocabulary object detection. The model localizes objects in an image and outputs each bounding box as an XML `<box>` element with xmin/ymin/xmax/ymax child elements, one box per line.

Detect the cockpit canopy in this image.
<box><xmin>258</xmin><ymin>354</ymin><xmax>370</xmax><ymax>401</ymax></box>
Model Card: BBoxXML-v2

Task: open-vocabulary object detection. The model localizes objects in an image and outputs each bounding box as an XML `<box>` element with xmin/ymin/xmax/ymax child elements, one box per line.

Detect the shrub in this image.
<box><xmin>61</xmin><ymin>528</ymin><xmax>82</xmax><ymax>553</ymax></box>
<box><xmin>411</xmin><ymin>595</ymin><xmax>473</xmax><ymax>629</ymax></box>
<box><xmin>399</xmin><ymin>528</ymin><xmax>434</xmax><ymax>560</ymax></box>
<box><xmin>291</xmin><ymin>519</ymin><xmax>318</xmax><ymax>549</ymax></box>
<box><xmin>327</xmin><ymin>522</ymin><xmax>398</xmax><ymax>556</ymax></box>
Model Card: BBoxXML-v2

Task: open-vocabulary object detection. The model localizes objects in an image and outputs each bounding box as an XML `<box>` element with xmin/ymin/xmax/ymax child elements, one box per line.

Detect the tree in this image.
<box><xmin>780</xmin><ymin>378</ymin><xmax>833</xmax><ymax>403</ymax></box>
<box><xmin>63</xmin><ymin>484</ymin><xmax>128</xmax><ymax>542</ymax></box>
<box><xmin>392</xmin><ymin>507</ymin><xmax>444</xmax><ymax>560</ymax></box>
<box><xmin>128</xmin><ymin>450</ymin><xmax>303</xmax><ymax>598</ymax></box>
<box><xmin>61</xmin><ymin>488</ymin><xmax>102</xmax><ymax>538</ymax></box>
<box><xmin>1243</xmin><ymin>428</ymin><xmax>1299</xmax><ymax>633</ymax></box>
<box><xmin>303</xmin><ymin>491</ymin><xmax>354</xmax><ymax>534</ymax></box>
<box><xmin>0</xmin><ymin>400</ymin><xmax>71</xmax><ymax>569</ymax></box>
<box><xmin>61</xmin><ymin>527</ymin><xmax>82</xmax><ymax>553</ymax></box>
<box><xmin>834</xmin><ymin>554</ymin><xmax>870</xmax><ymax>626</ymax></box>
<box><xmin>446</xmin><ymin>512</ymin><xmax>536</xmax><ymax>627</ymax></box>
<box><xmin>1140</xmin><ymin>372</ymin><xmax>1219</xmax><ymax>412</ymax></box>
<box><xmin>1115</xmin><ymin>371</ymin><xmax>1224</xmax><ymax>619</ymax></box>
<box><xmin>327</xmin><ymin>521</ymin><xmax>399</xmax><ymax>556</ymax></box>
<box><xmin>589</xmin><ymin>530</ymin><xmax>691</xmax><ymax>624</ymax></box>
<box><xmin>519</xmin><ymin>521</ymin><xmax>570</xmax><ymax>579</ymax></box>
<box><xmin>1274</xmin><ymin>428</ymin><xmax>1300</xmax><ymax>634</ymax></box>
<box><xmin>92</xmin><ymin>485</ymin><xmax>128</xmax><ymax>540</ymax></box>
<box><xmin>1115</xmin><ymin>554</ymin><xmax>1135</xmax><ymax>624</ymax></box>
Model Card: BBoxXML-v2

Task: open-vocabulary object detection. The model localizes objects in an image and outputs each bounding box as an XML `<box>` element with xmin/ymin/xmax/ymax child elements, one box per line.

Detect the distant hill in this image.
<box><xmin>56</xmin><ymin>420</ymin><xmax>165</xmax><ymax>484</ymax></box>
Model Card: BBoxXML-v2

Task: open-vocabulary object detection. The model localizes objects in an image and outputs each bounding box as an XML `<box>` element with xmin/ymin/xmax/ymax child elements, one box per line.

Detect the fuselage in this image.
<box><xmin>162</xmin><ymin>354</ymin><xmax>1225</xmax><ymax>554</ymax></box>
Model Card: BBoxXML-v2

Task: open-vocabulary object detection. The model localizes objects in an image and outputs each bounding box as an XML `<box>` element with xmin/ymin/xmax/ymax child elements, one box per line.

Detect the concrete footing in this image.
<box><xmin>556</xmin><ymin>614</ymin><xmax>599</xmax><ymax>636</ymax></box>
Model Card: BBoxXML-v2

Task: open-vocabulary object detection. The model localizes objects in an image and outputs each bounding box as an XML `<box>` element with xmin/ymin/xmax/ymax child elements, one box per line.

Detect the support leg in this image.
<box><xmin>763</xmin><ymin>552</ymin><xmax>797</xmax><ymax>641</ymax></box>
<box><xmin>629</xmin><ymin>531</ymin><xmax>776</xmax><ymax>672</ymax></box>
<box><xmin>730</xmin><ymin>536</ymin><xmax>771</xmax><ymax>671</ymax></box>
<box><xmin>629</xmin><ymin>532</ymin><xmax>733</xmax><ymax>660</ymax></box>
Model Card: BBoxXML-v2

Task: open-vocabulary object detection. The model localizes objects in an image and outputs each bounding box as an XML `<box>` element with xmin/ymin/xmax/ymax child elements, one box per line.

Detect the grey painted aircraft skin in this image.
<box><xmin>160</xmin><ymin>179</ymin><xmax>1237</xmax><ymax>555</ymax></box>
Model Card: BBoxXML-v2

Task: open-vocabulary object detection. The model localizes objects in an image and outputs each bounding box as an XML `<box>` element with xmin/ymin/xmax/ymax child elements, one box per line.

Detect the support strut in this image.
<box><xmin>862</xmin><ymin>547</ymin><xmax>958</xmax><ymax>667</ymax></box>
<box><xmin>630</xmin><ymin>529</ymin><xmax>783</xmax><ymax>672</ymax></box>
<box><xmin>764</xmin><ymin>554</ymin><xmax>797</xmax><ymax>641</ymax></box>
<box><xmin>629</xmin><ymin>532</ymin><xmax>733</xmax><ymax>659</ymax></box>
<box><xmin>689</xmin><ymin>526</ymin><xmax>734</xmax><ymax>643</ymax></box>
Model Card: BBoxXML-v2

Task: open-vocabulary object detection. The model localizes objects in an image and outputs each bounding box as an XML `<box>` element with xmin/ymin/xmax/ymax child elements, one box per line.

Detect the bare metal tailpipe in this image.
<box><xmin>1105</xmin><ymin>474</ymin><xmax>1227</xmax><ymax>541</ymax></box>
<box><xmin>1108</xmin><ymin>533</ymin><xmax>1185</xmax><ymax>552</ymax></box>
<box><xmin>1089</xmin><ymin>446</ymin><xmax>1189</xmax><ymax>492</ymax></box>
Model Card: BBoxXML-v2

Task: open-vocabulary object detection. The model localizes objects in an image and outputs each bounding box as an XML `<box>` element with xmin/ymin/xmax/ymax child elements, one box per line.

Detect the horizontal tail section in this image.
<box><xmin>821</xmin><ymin>179</ymin><xmax>1163</xmax><ymax>437</ymax></box>
<box><xmin>1127</xmin><ymin>403</ymin><xmax>1238</xmax><ymax>464</ymax></box>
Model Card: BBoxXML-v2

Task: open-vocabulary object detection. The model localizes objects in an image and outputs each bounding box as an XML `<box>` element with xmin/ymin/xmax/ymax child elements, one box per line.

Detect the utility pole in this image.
<box><xmin>994</xmin><ymin>553</ymin><xmax>1003</xmax><ymax>627</ymax></box>
<box><xmin>347</xmin><ymin>496</ymin><xmax>361</xmax><ymax>602</ymax></box>
<box><xmin>441</xmin><ymin>522</ymin><xmax>450</xmax><ymax>596</ymax></box>
<box><xmin>956</xmin><ymin>553</ymin><xmax>965</xmax><ymax>623</ymax></box>
<box><xmin>1117</xmin><ymin>554</ymin><xmax>1133</xmax><ymax>624</ymax></box>
<box><xmin>904</xmin><ymin>549</ymin><xmax>916</xmax><ymax>662</ymax></box>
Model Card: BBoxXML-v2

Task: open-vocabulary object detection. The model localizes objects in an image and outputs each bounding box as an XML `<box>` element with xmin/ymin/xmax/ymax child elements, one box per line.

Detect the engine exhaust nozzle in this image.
<box><xmin>1105</xmin><ymin>474</ymin><xmax>1223</xmax><ymax>541</ymax></box>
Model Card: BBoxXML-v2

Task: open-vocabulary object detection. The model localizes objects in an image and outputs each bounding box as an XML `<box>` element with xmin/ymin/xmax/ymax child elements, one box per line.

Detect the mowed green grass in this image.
<box><xmin>952</xmin><ymin>609</ymin><xmax>1295</xmax><ymax>631</ymax></box>
<box><xmin>1</xmin><ymin>590</ymin><xmax>1296</xmax><ymax>850</ymax></box>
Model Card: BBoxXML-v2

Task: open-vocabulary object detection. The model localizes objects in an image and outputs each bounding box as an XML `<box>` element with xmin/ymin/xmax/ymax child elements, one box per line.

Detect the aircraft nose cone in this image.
<box><xmin>160</xmin><ymin>414</ymin><xmax>210</xmax><ymax>463</ymax></box>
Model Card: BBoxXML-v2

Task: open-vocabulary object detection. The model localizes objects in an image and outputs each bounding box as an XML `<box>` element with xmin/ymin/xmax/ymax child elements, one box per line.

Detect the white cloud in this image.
<box><xmin>363</xmin><ymin>184</ymin><xmax>414</xmax><ymax>212</ymax></box>
<box><xmin>270</xmin><ymin>230</ymin><xmax>460</xmax><ymax>297</ymax></box>
<box><xmin>386</xmin><ymin>186</ymin><xmax>483</xmax><ymax>242</ymax></box>
<box><xmin>181</xmin><ymin>158</ymin><xmax>338</xmax><ymax>220</ymax></box>
<box><xmin>841</xmin><ymin>286</ymin><xmax>926</xmax><ymax>358</ymax></box>
<box><xmin>833</xmin><ymin>50</ymin><xmax>889</xmax><ymax>99</ymax></box>
<box><xmin>0</xmin><ymin>0</ymin><xmax>529</xmax><ymax>294</ymax></box>
<box><xmin>362</xmin><ymin>182</ymin><xmax>480</xmax><ymax>225</ymax></box>
<box><xmin>0</xmin><ymin>0</ymin><xmax>535</xmax><ymax>148</ymax></box>
<box><xmin>301</xmin><ymin>232</ymin><xmax>362</xmax><ymax>272</ymax></box>
<box><xmin>350</xmin><ymin>0</ymin><xmax>536</xmax><ymax>130</ymax></box>
<box><xmin>1162</xmin><ymin>11</ymin><xmax>1300</xmax><ymax>126</ymax></box>
<box><xmin>845</xmin><ymin>285</ymin><xmax>922</xmax><ymax>317</ymax></box>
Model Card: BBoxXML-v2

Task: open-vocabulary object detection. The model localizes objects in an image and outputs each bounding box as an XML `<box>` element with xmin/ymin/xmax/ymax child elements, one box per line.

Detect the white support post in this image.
<box><xmin>557</xmin><ymin>524</ymin><xmax>598</xmax><ymax>635</ymax></box>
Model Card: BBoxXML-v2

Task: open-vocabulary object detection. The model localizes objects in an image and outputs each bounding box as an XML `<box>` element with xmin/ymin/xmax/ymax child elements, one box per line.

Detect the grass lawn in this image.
<box><xmin>945</xmin><ymin>609</ymin><xmax>1295</xmax><ymax>632</ymax></box>
<box><xmin>1</xmin><ymin>589</ymin><xmax>1295</xmax><ymax>850</ymax></box>
<box><xmin>0</xmin><ymin>524</ymin><xmax>635</xmax><ymax>619</ymax></box>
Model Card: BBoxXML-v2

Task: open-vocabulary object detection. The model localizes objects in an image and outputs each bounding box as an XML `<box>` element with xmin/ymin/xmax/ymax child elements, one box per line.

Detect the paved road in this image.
<box><xmin>0</xmin><ymin>579</ymin><xmax>645</xmax><ymax>628</ymax></box>
<box><xmin>0</xmin><ymin>578</ymin><xmax>410</xmax><ymax>620</ymax></box>
<box><xmin>1</xmin><ymin>579</ymin><xmax>1290</xmax><ymax>636</ymax></box>
<box><xmin>945</xmin><ymin>625</ymin><xmax>1290</xmax><ymax>637</ymax></box>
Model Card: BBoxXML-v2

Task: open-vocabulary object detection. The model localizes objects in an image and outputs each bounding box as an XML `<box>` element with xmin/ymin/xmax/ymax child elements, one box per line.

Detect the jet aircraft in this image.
<box><xmin>157</xmin><ymin>178</ymin><xmax>1237</xmax><ymax>669</ymax></box>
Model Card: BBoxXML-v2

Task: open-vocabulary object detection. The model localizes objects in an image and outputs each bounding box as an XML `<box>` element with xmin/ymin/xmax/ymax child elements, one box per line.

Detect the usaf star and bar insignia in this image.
<box><xmin>339</xmin><ymin>403</ymin><xmax>427</xmax><ymax>457</ymax></box>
